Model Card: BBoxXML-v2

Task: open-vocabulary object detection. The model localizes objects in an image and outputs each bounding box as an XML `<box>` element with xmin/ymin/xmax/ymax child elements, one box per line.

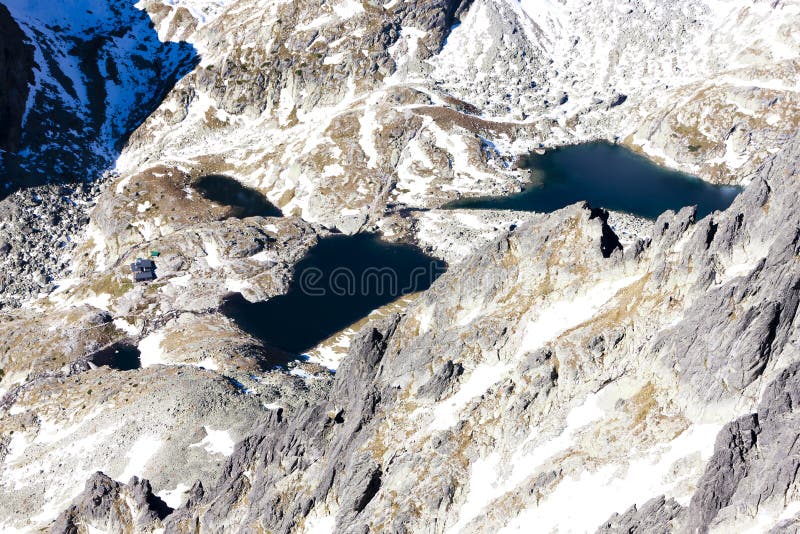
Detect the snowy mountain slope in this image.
<box><xmin>0</xmin><ymin>3</ymin><xmax>34</xmax><ymax>155</ymax></box>
<box><xmin>431</xmin><ymin>0</ymin><xmax>800</xmax><ymax>182</ymax></box>
<box><xmin>81</xmin><ymin>0</ymin><xmax>496</xmax><ymax>263</ymax></box>
<box><xmin>76</xmin><ymin>0</ymin><xmax>798</xmax><ymax>275</ymax></box>
<box><xmin>0</xmin><ymin>0</ymin><xmax>199</xmax><ymax>308</ymax></box>
<box><xmin>0</xmin><ymin>0</ymin><xmax>799</xmax><ymax>532</ymax></box>
<box><xmin>135</xmin><ymin>0</ymin><xmax>239</xmax><ymax>42</ymax></box>
<box><xmin>0</xmin><ymin>0</ymin><xmax>196</xmax><ymax>197</ymax></box>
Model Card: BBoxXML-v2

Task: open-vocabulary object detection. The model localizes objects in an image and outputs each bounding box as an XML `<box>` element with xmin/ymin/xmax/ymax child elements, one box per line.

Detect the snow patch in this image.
<box><xmin>716</xmin><ymin>241</ymin><xmax>770</xmax><ymax>285</ymax></box>
<box><xmin>115</xmin><ymin>175</ymin><xmax>132</xmax><ymax>194</ymax></box>
<box><xmin>738</xmin><ymin>500</ymin><xmax>800</xmax><ymax>534</ymax></box>
<box><xmin>3</xmin><ymin>432</ymin><xmax>30</xmax><ymax>466</ymax></box>
<box><xmin>78</xmin><ymin>292</ymin><xmax>112</xmax><ymax>311</ymax></box>
<box><xmin>113</xmin><ymin>318</ymin><xmax>140</xmax><ymax>336</ymax></box>
<box><xmin>332</xmin><ymin>0</ymin><xmax>364</xmax><ymax>19</ymax></box>
<box><xmin>416</xmin><ymin>304</ymin><xmax>435</xmax><ymax>334</ymax></box>
<box><xmin>85</xmin><ymin>223</ymin><xmax>110</xmax><ymax>272</ymax></box>
<box><xmin>447</xmin><ymin>392</ymin><xmax>606</xmax><ymax>533</ymax></box>
<box><xmin>225</xmin><ymin>278</ymin><xmax>251</xmax><ymax>293</ymax></box>
<box><xmin>305</xmin><ymin>331</ymin><xmax>353</xmax><ymax>371</ymax></box>
<box><xmin>34</xmin><ymin>407</ymin><xmax>105</xmax><ymax>445</ymax></box>
<box><xmin>304</xmin><ymin>512</ymin><xmax>337</xmax><ymax>534</ymax></box>
<box><xmin>518</xmin><ymin>275</ymin><xmax>643</xmax><ymax>354</ymax></box>
<box><xmin>189</xmin><ymin>427</ymin><xmax>236</xmax><ymax>456</ymax></box>
<box><xmin>158</xmin><ymin>482</ymin><xmax>191</xmax><ymax>509</ymax></box>
<box><xmin>194</xmin><ymin>357</ymin><xmax>219</xmax><ymax>371</ymax></box>
<box><xmin>358</xmin><ymin>93</ymin><xmax>382</xmax><ymax>168</ymax></box>
<box><xmin>323</xmin><ymin>52</ymin><xmax>345</xmax><ymax>65</ymax></box>
<box><xmin>430</xmin><ymin>362</ymin><xmax>511</xmax><ymax>430</ymax></box>
<box><xmin>204</xmin><ymin>239</ymin><xmax>223</xmax><ymax>269</ymax></box>
<box><xmin>170</xmin><ymin>273</ymin><xmax>192</xmax><ymax>287</ymax></box>
<box><xmin>116</xmin><ymin>435</ymin><xmax>162</xmax><ymax>482</ymax></box>
<box><xmin>138</xmin><ymin>0</ymin><xmax>237</xmax><ymax>37</ymax></box>
<box><xmin>290</xmin><ymin>368</ymin><xmax>315</xmax><ymax>379</ymax></box>
<box><xmin>455</xmin><ymin>298</ymin><xmax>486</xmax><ymax>326</ymax></box>
<box><xmin>138</xmin><ymin>331</ymin><xmax>168</xmax><ymax>367</ymax></box>
<box><xmin>322</xmin><ymin>163</ymin><xmax>345</xmax><ymax>177</ymax></box>
<box><xmin>250</xmin><ymin>250</ymin><xmax>276</xmax><ymax>263</ymax></box>
<box><xmin>499</xmin><ymin>423</ymin><xmax>722</xmax><ymax>533</ymax></box>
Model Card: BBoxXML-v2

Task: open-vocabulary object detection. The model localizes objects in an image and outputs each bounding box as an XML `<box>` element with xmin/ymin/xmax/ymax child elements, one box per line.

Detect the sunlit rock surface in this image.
<box><xmin>0</xmin><ymin>0</ymin><xmax>798</xmax><ymax>531</ymax></box>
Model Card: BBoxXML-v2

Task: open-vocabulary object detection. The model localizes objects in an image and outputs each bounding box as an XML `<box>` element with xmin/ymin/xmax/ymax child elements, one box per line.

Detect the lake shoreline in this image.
<box><xmin>445</xmin><ymin>142</ymin><xmax>742</xmax><ymax>220</ymax></box>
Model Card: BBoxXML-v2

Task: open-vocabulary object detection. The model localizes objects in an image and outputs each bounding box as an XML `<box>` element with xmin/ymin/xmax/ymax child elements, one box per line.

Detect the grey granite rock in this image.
<box><xmin>676</xmin><ymin>360</ymin><xmax>800</xmax><ymax>532</ymax></box>
<box><xmin>153</xmin><ymin>132</ymin><xmax>800</xmax><ymax>533</ymax></box>
<box><xmin>597</xmin><ymin>495</ymin><xmax>684</xmax><ymax>534</ymax></box>
<box><xmin>51</xmin><ymin>472</ymin><xmax>171</xmax><ymax>534</ymax></box>
<box><xmin>7</xmin><ymin>1</ymin><xmax>800</xmax><ymax>532</ymax></box>
<box><xmin>161</xmin><ymin>316</ymin><xmax>400</xmax><ymax>533</ymax></box>
<box><xmin>417</xmin><ymin>360</ymin><xmax>464</xmax><ymax>401</ymax></box>
<box><xmin>685</xmin><ymin>414</ymin><xmax>761</xmax><ymax>532</ymax></box>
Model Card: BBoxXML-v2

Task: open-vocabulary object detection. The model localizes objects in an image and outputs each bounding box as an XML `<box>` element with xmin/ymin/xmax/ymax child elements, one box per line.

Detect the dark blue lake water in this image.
<box><xmin>193</xmin><ymin>175</ymin><xmax>282</xmax><ymax>218</ymax></box>
<box><xmin>221</xmin><ymin>234</ymin><xmax>446</xmax><ymax>361</ymax></box>
<box><xmin>89</xmin><ymin>343</ymin><xmax>141</xmax><ymax>371</ymax></box>
<box><xmin>447</xmin><ymin>143</ymin><xmax>741</xmax><ymax>220</ymax></box>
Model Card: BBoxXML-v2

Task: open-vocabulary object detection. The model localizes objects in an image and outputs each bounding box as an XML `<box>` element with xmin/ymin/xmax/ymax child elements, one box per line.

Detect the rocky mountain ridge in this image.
<box><xmin>154</xmin><ymin>132</ymin><xmax>799</xmax><ymax>533</ymax></box>
<box><xmin>0</xmin><ymin>0</ymin><xmax>798</xmax><ymax>532</ymax></box>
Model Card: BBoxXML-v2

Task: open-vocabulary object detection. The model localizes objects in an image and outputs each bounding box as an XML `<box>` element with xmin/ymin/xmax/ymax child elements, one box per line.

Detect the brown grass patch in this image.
<box><xmin>413</xmin><ymin>106</ymin><xmax>519</xmax><ymax>137</ymax></box>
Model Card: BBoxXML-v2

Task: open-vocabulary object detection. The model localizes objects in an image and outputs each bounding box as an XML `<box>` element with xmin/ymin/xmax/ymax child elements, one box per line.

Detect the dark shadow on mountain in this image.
<box><xmin>0</xmin><ymin>2</ymin><xmax>199</xmax><ymax>201</ymax></box>
<box><xmin>0</xmin><ymin>4</ymin><xmax>35</xmax><ymax>155</ymax></box>
<box><xmin>193</xmin><ymin>175</ymin><xmax>283</xmax><ymax>219</ymax></box>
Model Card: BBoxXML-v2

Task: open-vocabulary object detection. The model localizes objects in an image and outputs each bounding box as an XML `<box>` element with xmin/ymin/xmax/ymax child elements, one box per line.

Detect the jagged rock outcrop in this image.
<box><xmin>683</xmin><ymin>359</ymin><xmax>800</xmax><ymax>533</ymax></box>
<box><xmin>597</xmin><ymin>495</ymin><xmax>684</xmax><ymax>534</ymax></box>
<box><xmin>599</xmin><ymin>356</ymin><xmax>800</xmax><ymax>533</ymax></box>
<box><xmin>685</xmin><ymin>414</ymin><xmax>762</xmax><ymax>531</ymax></box>
<box><xmin>52</xmin><ymin>472</ymin><xmax>172</xmax><ymax>534</ymax></box>
<box><xmin>161</xmin><ymin>316</ymin><xmax>400</xmax><ymax>532</ymax></box>
<box><xmin>146</xmin><ymin>132</ymin><xmax>800</xmax><ymax>533</ymax></box>
<box><xmin>1</xmin><ymin>0</ymin><xmax>800</xmax><ymax>532</ymax></box>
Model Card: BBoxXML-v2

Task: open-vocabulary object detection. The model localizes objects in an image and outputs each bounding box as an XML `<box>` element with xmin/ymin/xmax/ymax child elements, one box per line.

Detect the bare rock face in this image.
<box><xmin>600</xmin><ymin>357</ymin><xmax>800</xmax><ymax>533</ymax></box>
<box><xmin>597</xmin><ymin>495</ymin><xmax>684</xmax><ymax>534</ymax></box>
<box><xmin>51</xmin><ymin>472</ymin><xmax>171</xmax><ymax>534</ymax></box>
<box><xmin>682</xmin><ymin>360</ymin><xmax>800</xmax><ymax>533</ymax></box>
<box><xmin>3</xmin><ymin>0</ymin><xmax>800</xmax><ymax>532</ymax></box>
<box><xmin>152</xmin><ymin>203</ymin><xmax>634</xmax><ymax>532</ymax></box>
<box><xmin>684</xmin><ymin>414</ymin><xmax>761</xmax><ymax>531</ymax></box>
<box><xmin>162</xmin><ymin>316</ymin><xmax>401</xmax><ymax>533</ymax></box>
<box><xmin>650</xmin><ymin>135</ymin><xmax>800</xmax><ymax>408</ymax></box>
<box><xmin>0</xmin><ymin>4</ymin><xmax>34</xmax><ymax>153</ymax></box>
<box><xmin>0</xmin><ymin>365</ymin><xmax>274</xmax><ymax>528</ymax></box>
<box><xmin>148</xmin><ymin>133</ymin><xmax>800</xmax><ymax>533</ymax></box>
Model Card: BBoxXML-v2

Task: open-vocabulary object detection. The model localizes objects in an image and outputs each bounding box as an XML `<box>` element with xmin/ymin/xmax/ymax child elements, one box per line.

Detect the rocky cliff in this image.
<box><xmin>136</xmin><ymin>132</ymin><xmax>798</xmax><ymax>533</ymax></box>
<box><xmin>0</xmin><ymin>0</ymin><xmax>799</xmax><ymax>532</ymax></box>
<box><xmin>0</xmin><ymin>3</ymin><xmax>34</xmax><ymax>154</ymax></box>
<box><xmin>46</xmin><ymin>132</ymin><xmax>800</xmax><ymax>532</ymax></box>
